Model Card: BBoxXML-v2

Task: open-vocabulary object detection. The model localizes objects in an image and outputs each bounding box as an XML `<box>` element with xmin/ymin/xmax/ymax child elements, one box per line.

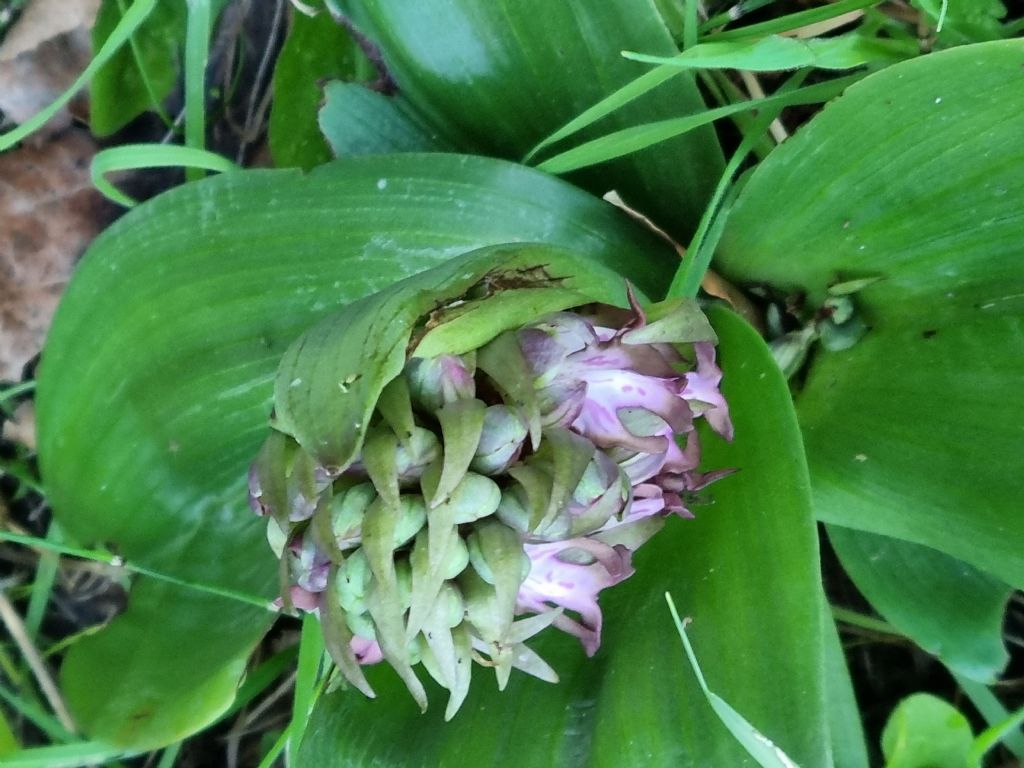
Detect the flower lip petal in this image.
<box><xmin>287</xmin><ymin>585</ymin><xmax>321</xmax><ymax>612</ymax></box>
<box><xmin>570</xmin><ymin>375</ymin><xmax>691</xmax><ymax>452</ymax></box>
<box><xmin>517</xmin><ymin>538</ymin><xmax>633</xmax><ymax>656</ymax></box>
<box><xmin>683</xmin><ymin>342</ymin><xmax>734</xmax><ymax>441</ymax></box>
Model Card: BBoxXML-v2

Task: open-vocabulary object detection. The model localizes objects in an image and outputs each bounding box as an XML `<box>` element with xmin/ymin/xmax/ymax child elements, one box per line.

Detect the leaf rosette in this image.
<box><xmin>247</xmin><ymin>244</ymin><xmax>733</xmax><ymax>719</ymax></box>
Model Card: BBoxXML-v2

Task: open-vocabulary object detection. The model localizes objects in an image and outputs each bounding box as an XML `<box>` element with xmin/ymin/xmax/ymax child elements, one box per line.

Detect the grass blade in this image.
<box><xmin>683</xmin><ymin>0</ymin><xmax>699</xmax><ymax>49</ymax></box>
<box><xmin>256</xmin><ymin>725</ymin><xmax>290</xmax><ymax>768</ymax></box>
<box><xmin>706</xmin><ymin>0</ymin><xmax>879</xmax><ymax>39</ymax></box>
<box><xmin>287</xmin><ymin>614</ymin><xmax>325</xmax><ymax>765</ymax></box>
<box><xmin>0</xmin><ymin>741</ymin><xmax>140</xmax><ymax>768</ymax></box>
<box><xmin>24</xmin><ymin>523</ymin><xmax>61</xmax><ymax>642</ymax></box>
<box><xmin>670</xmin><ymin>188</ymin><xmax>735</xmax><ymax>299</ymax></box>
<box><xmin>0</xmin><ymin>682</ymin><xmax>74</xmax><ymax>744</ymax></box>
<box><xmin>0</xmin><ymin>382</ymin><xmax>35</xmax><ymax>406</ymax></box>
<box><xmin>219</xmin><ymin>645</ymin><xmax>299</xmax><ymax>723</ymax></box>
<box><xmin>0</xmin><ymin>705</ymin><xmax>17</xmax><ymax>756</ymax></box>
<box><xmin>155</xmin><ymin>742</ymin><xmax>182</xmax><ymax>768</ymax></box>
<box><xmin>968</xmin><ymin>703</ymin><xmax>1024</xmax><ymax>767</ymax></box>
<box><xmin>700</xmin><ymin>0</ymin><xmax>781</xmax><ymax>33</ymax></box>
<box><xmin>536</xmin><ymin>72</ymin><xmax>862</xmax><ymax>175</ymax></box>
<box><xmin>956</xmin><ymin>674</ymin><xmax>1024</xmax><ymax>760</ymax></box>
<box><xmin>666</xmin><ymin>593</ymin><xmax>801</xmax><ymax>768</ymax></box>
<box><xmin>624</xmin><ymin>33</ymin><xmax>911</xmax><ymax>72</ymax></box>
<box><xmin>184</xmin><ymin>0</ymin><xmax>212</xmax><ymax>180</ymax></box>
<box><xmin>523</xmin><ymin>64</ymin><xmax>681</xmax><ymax>163</ymax></box>
<box><xmin>669</xmin><ymin>70</ymin><xmax>809</xmax><ymax>298</ymax></box>
<box><xmin>0</xmin><ymin>530</ymin><xmax>271</xmax><ymax>610</ymax></box>
<box><xmin>0</xmin><ymin>592</ymin><xmax>75</xmax><ymax>732</ymax></box>
<box><xmin>90</xmin><ymin>144</ymin><xmax>239</xmax><ymax>206</ymax></box>
<box><xmin>0</xmin><ymin>0</ymin><xmax>158</xmax><ymax>150</ymax></box>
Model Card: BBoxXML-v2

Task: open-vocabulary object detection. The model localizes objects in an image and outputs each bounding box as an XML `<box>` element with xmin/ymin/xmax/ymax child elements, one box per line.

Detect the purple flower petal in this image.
<box><xmin>290</xmin><ymin>534</ymin><xmax>330</xmax><ymax>594</ymax></box>
<box><xmin>571</xmin><ymin>370</ymin><xmax>691</xmax><ymax>452</ymax></box>
<box><xmin>351</xmin><ymin>636</ymin><xmax>384</xmax><ymax>665</ymax></box>
<box><xmin>407</xmin><ymin>354</ymin><xmax>476</xmax><ymax>411</ymax></box>
<box><xmin>517</xmin><ymin>538</ymin><xmax>633</xmax><ymax>656</ymax></box>
<box><xmin>247</xmin><ymin>462</ymin><xmax>266</xmax><ymax>515</ymax></box>
<box><xmin>682</xmin><ymin>342</ymin><xmax>734</xmax><ymax>440</ymax></box>
<box><xmin>287</xmin><ymin>585</ymin><xmax>322</xmax><ymax>612</ymax></box>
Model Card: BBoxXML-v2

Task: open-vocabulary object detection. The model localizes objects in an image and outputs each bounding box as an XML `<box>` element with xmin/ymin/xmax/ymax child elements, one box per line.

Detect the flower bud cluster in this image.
<box><xmin>249</xmin><ymin>293</ymin><xmax>732</xmax><ymax>718</ymax></box>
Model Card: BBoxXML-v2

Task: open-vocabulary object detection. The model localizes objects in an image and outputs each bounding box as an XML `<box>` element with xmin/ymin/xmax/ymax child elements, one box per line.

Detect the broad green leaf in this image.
<box><xmin>828</xmin><ymin>525</ymin><xmax>1010</xmax><ymax>682</ymax></box>
<box><xmin>880</xmin><ymin>694</ymin><xmax>973</xmax><ymax>768</ymax></box>
<box><xmin>91</xmin><ymin>0</ymin><xmax>185</xmax><ymax>136</ymax></box>
<box><xmin>36</xmin><ymin>153</ymin><xmax>675</xmax><ymax>748</ymax></box>
<box><xmin>319</xmin><ymin>82</ymin><xmax>454</xmax><ymax>157</ymax></box>
<box><xmin>717</xmin><ymin>40</ymin><xmax>1024</xmax><ymax>317</ymax></box>
<box><xmin>623</xmin><ymin>33</ymin><xmax>913</xmax><ymax>72</ymax></box>
<box><xmin>715</xmin><ymin>41</ymin><xmax>1024</xmax><ymax>587</ymax></box>
<box><xmin>338</xmin><ymin>0</ymin><xmax>724</xmax><ymax>240</ymax></box>
<box><xmin>268</xmin><ymin>9</ymin><xmax>373</xmax><ymax>169</ymax></box>
<box><xmin>298</xmin><ymin>307</ymin><xmax>841</xmax><ymax>767</ymax></box>
<box><xmin>800</xmin><ymin>316</ymin><xmax>1024</xmax><ymax>589</ymax></box>
<box><xmin>911</xmin><ymin>0</ymin><xmax>1008</xmax><ymax>46</ymax></box>
<box><xmin>59</xmin><ymin>584</ymin><xmax>270</xmax><ymax>749</ymax></box>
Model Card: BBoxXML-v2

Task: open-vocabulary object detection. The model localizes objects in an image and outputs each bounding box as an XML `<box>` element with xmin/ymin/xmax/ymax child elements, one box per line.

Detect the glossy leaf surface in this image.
<box><xmin>715</xmin><ymin>41</ymin><xmax>1024</xmax><ymax>586</ymax></box>
<box><xmin>91</xmin><ymin>0</ymin><xmax>184</xmax><ymax>136</ymax></box>
<box><xmin>36</xmin><ymin>154</ymin><xmax>675</xmax><ymax>748</ymax></box>
<box><xmin>338</xmin><ymin>0</ymin><xmax>724</xmax><ymax>239</ymax></box>
<box><xmin>268</xmin><ymin>10</ymin><xmax>372</xmax><ymax>169</ymax></box>
<box><xmin>298</xmin><ymin>308</ymin><xmax>845</xmax><ymax>767</ymax></box>
<box><xmin>319</xmin><ymin>82</ymin><xmax>453</xmax><ymax>157</ymax></box>
<box><xmin>800</xmin><ymin>317</ymin><xmax>1024</xmax><ymax>588</ymax></box>
<box><xmin>718</xmin><ymin>40</ymin><xmax>1024</xmax><ymax>317</ymax></box>
<box><xmin>829</xmin><ymin>525</ymin><xmax>1011</xmax><ymax>683</ymax></box>
<box><xmin>880</xmin><ymin>694</ymin><xmax>973</xmax><ymax>768</ymax></box>
<box><xmin>58</xmin><ymin>584</ymin><xmax>269</xmax><ymax>748</ymax></box>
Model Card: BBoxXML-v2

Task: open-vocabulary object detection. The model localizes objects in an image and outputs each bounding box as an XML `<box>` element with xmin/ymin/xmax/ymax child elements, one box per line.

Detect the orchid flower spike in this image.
<box><xmin>248</xmin><ymin>246</ymin><xmax>733</xmax><ymax>719</ymax></box>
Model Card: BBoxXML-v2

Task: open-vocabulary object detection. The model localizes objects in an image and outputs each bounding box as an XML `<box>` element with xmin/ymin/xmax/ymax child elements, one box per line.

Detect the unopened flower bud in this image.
<box><xmin>406</xmin><ymin>353</ymin><xmax>476</xmax><ymax>411</ymax></box>
<box><xmin>470</xmin><ymin>405</ymin><xmax>528</xmax><ymax>475</ymax></box>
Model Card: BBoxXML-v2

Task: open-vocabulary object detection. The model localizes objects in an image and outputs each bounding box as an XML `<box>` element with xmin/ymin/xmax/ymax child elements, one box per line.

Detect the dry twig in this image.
<box><xmin>0</xmin><ymin>588</ymin><xmax>77</xmax><ymax>732</ymax></box>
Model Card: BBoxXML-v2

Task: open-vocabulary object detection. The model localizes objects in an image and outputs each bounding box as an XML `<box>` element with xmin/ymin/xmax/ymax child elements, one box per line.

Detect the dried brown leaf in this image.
<box><xmin>0</xmin><ymin>0</ymin><xmax>100</xmax><ymax>62</ymax></box>
<box><xmin>0</xmin><ymin>128</ymin><xmax>113</xmax><ymax>381</ymax></box>
<box><xmin>2</xmin><ymin>401</ymin><xmax>36</xmax><ymax>451</ymax></box>
<box><xmin>602</xmin><ymin>190</ymin><xmax>764</xmax><ymax>332</ymax></box>
<box><xmin>0</xmin><ymin>0</ymin><xmax>100</xmax><ymax>137</ymax></box>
